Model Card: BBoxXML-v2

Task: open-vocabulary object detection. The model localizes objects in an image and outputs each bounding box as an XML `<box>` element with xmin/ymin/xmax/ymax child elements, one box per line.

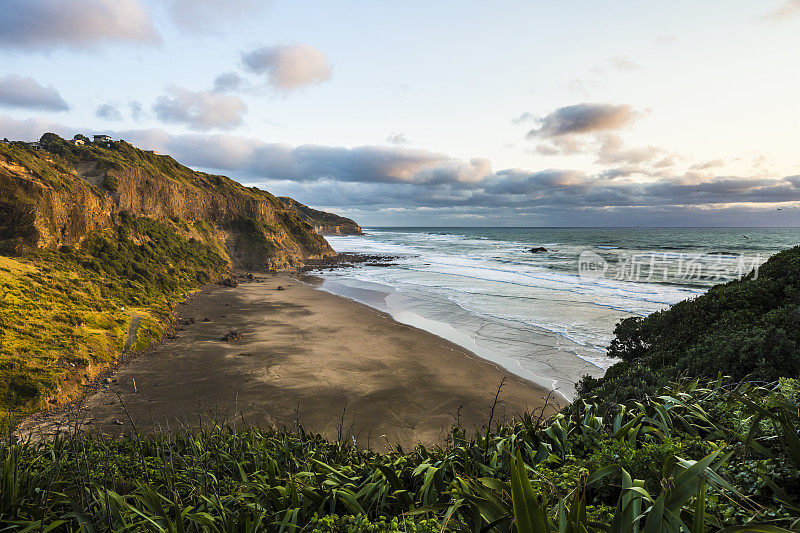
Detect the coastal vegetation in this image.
<box><xmin>0</xmin><ymin>214</ymin><xmax>228</xmax><ymax>424</ymax></box>
<box><xmin>1</xmin><ymin>378</ymin><xmax>798</xmax><ymax>530</ymax></box>
<box><xmin>2</xmin><ymin>136</ymin><xmax>799</xmax><ymax>530</ymax></box>
<box><xmin>279</xmin><ymin>197</ymin><xmax>363</xmax><ymax>236</ymax></box>
<box><xmin>576</xmin><ymin>245</ymin><xmax>800</xmax><ymax>405</ymax></box>
<box><xmin>0</xmin><ymin>135</ymin><xmax>331</xmax><ymax>425</ymax></box>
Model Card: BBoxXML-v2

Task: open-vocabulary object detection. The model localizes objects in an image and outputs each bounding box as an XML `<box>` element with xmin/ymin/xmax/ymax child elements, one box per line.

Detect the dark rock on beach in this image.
<box><xmin>221</xmin><ymin>330</ymin><xmax>242</xmax><ymax>342</ymax></box>
<box><xmin>301</xmin><ymin>252</ymin><xmax>400</xmax><ymax>272</ymax></box>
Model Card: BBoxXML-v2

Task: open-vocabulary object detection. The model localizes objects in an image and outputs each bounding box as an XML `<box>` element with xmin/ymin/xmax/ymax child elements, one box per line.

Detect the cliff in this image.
<box><xmin>279</xmin><ymin>197</ymin><xmax>363</xmax><ymax>236</ymax></box>
<box><xmin>0</xmin><ymin>134</ymin><xmax>335</xmax><ymax>270</ymax></box>
<box><xmin>0</xmin><ymin>133</ymin><xmax>344</xmax><ymax>420</ymax></box>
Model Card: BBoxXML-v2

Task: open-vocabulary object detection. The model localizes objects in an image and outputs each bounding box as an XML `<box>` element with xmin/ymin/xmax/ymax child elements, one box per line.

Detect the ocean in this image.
<box><xmin>310</xmin><ymin>227</ymin><xmax>800</xmax><ymax>399</ymax></box>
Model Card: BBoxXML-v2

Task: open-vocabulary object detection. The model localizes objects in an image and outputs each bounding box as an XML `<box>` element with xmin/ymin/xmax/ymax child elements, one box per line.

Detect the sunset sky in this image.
<box><xmin>2</xmin><ymin>0</ymin><xmax>800</xmax><ymax>226</ymax></box>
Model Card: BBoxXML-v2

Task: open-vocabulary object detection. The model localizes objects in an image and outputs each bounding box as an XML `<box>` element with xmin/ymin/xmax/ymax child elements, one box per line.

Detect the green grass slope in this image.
<box><xmin>0</xmin><ymin>133</ymin><xmax>339</xmax><ymax>423</ymax></box>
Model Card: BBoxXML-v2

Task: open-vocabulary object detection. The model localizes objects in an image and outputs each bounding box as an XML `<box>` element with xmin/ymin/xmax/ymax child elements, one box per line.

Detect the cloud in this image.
<box><xmin>0</xmin><ymin>115</ymin><xmax>74</xmax><ymax>140</ymax></box>
<box><xmin>0</xmin><ymin>75</ymin><xmax>69</xmax><ymax>111</ymax></box>
<box><xmin>152</xmin><ymin>86</ymin><xmax>247</xmax><ymax>131</ymax></box>
<box><xmin>690</xmin><ymin>159</ymin><xmax>725</xmax><ymax>171</ymax></box>
<box><xmin>761</xmin><ymin>0</ymin><xmax>800</xmax><ymax>21</ymax></box>
<box><xmin>95</xmin><ymin>103</ymin><xmax>122</xmax><ymax>121</ymax></box>
<box><xmin>106</xmin><ymin>129</ymin><xmax>491</xmax><ymax>185</ymax></box>
<box><xmin>609</xmin><ymin>56</ymin><xmax>641</xmax><ymax>72</ymax></box>
<box><xmin>596</xmin><ymin>135</ymin><xmax>665</xmax><ymax>165</ymax></box>
<box><xmin>386</xmin><ymin>132</ymin><xmax>408</xmax><ymax>145</ymax></box>
<box><xmin>4</xmin><ymin>115</ymin><xmax>800</xmax><ymax>226</ymax></box>
<box><xmin>213</xmin><ymin>72</ymin><xmax>244</xmax><ymax>93</ymax></box>
<box><xmin>512</xmin><ymin>112</ymin><xmax>536</xmax><ymax>124</ymax></box>
<box><xmin>129</xmin><ymin>100</ymin><xmax>144</xmax><ymax>121</ymax></box>
<box><xmin>0</xmin><ymin>0</ymin><xmax>159</xmax><ymax>51</ymax></box>
<box><xmin>242</xmin><ymin>45</ymin><xmax>332</xmax><ymax>91</ymax></box>
<box><xmin>486</xmin><ymin>169</ymin><xmax>588</xmax><ymax>195</ymax></box>
<box><xmin>527</xmin><ymin>103</ymin><xmax>638</xmax><ymax>138</ymax></box>
<box><xmin>167</xmin><ymin>0</ymin><xmax>264</xmax><ymax>30</ymax></box>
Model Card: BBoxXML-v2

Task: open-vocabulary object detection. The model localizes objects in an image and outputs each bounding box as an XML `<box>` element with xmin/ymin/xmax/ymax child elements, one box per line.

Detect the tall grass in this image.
<box><xmin>1</xmin><ymin>378</ymin><xmax>798</xmax><ymax>531</ymax></box>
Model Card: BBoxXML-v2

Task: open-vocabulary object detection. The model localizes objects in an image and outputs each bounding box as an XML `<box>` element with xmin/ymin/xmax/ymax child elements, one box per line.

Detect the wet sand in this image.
<box><xmin>20</xmin><ymin>275</ymin><xmax>562</xmax><ymax>450</ymax></box>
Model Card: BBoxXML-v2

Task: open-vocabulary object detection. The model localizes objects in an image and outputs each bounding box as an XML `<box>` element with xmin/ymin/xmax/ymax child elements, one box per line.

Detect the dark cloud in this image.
<box><xmin>95</xmin><ymin>103</ymin><xmax>122</xmax><ymax>121</ymax></box>
<box><xmin>486</xmin><ymin>170</ymin><xmax>588</xmax><ymax>195</ymax></box>
<box><xmin>0</xmin><ymin>75</ymin><xmax>69</xmax><ymax>111</ymax></box>
<box><xmin>107</xmin><ymin>128</ymin><xmax>800</xmax><ymax>212</ymax></box>
<box><xmin>527</xmin><ymin>103</ymin><xmax>638</xmax><ymax>138</ymax></box>
<box><xmin>3</xmin><ymin>116</ymin><xmax>798</xmax><ymax>226</ymax></box>
<box><xmin>152</xmin><ymin>86</ymin><xmax>247</xmax><ymax>131</ymax></box>
<box><xmin>242</xmin><ymin>45</ymin><xmax>332</xmax><ymax>91</ymax></box>
<box><xmin>0</xmin><ymin>0</ymin><xmax>159</xmax><ymax>51</ymax></box>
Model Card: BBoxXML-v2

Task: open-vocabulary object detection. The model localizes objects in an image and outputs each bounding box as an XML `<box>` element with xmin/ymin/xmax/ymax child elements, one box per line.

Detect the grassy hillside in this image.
<box><xmin>577</xmin><ymin>245</ymin><xmax>800</xmax><ymax>404</ymax></box>
<box><xmin>0</xmin><ymin>133</ymin><xmax>340</xmax><ymax>424</ymax></box>
<box><xmin>0</xmin><ymin>134</ymin><xmax>334</xmax><ymax>267</ymax></box>
<box><xmin>0</xmin><ymin>214</ymin><xmax>228</xmax><ymax>423</ymax></box>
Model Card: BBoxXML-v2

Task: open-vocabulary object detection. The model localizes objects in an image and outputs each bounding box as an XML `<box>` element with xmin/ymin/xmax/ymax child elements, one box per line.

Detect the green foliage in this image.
<box><xmin>0</xmin><ymin>215</ymin><xmax>228</xmax><ymax>422</ymax></box>
<box><xmin>0</xmin><ymin>140</ymin><xmax>77</xmax><ymax>190</ymax></box>
<box><xmin>307</xmin><ymin>514</ymin><xmax>439</xmax><ymax>532</ymax></box>
<box><xmin>578</xmin><ymin>245</ymin><xmax>800</xmax><ymax>404</ymax></box>
<box><xmin>0</xmin><ymin>378</ymin><xmax>797</xmax><ymax>531</ymax></box>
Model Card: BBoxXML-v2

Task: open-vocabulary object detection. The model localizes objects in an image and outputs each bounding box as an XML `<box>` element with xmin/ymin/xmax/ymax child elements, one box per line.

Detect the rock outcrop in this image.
<box><xmin>279</xmin><ymin>197</ymin><xmax>363</xmax><ymax>236</ymax></box>
<box><xmin>0</xmin><ymin>134</ymin><xmax>337</xmax><ymax>270</ymax></box>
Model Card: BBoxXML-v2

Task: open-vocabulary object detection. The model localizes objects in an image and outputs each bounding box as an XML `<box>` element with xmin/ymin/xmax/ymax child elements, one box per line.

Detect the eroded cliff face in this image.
<box><xmin>0</xmin><ymin>137</ymin><xmax>334</xmax><ymax>270</ymax></box>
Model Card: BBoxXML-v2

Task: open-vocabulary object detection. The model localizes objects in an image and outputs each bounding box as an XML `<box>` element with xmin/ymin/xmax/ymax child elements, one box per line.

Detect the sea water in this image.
<box><xmin>310</xmin><ymin>227</ymin><xmax>800</xmax><ymax>399</ymax></box>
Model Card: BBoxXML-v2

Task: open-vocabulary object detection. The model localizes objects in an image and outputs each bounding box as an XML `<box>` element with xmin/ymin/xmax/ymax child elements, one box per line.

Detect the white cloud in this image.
<box><xmin>152</xmin><ymin>86</ymin><xmax>247</xmax><ymax>131</ymax></box>
<box><xmin>242</xmin><ymin>45</ymin><xmax>332</xmax><ymax>91</ymax></box>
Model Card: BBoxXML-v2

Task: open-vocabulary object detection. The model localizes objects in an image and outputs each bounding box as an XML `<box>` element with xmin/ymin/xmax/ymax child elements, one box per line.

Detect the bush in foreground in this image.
<box><xmin>1</xmin><ymin>378</ymin><xmax>798</xmax><ymax>531</ymax></box>
<box><xmin>578</xmin><ymin>245</ymin><xmax>800</xmax><ymax>405</ymax></box>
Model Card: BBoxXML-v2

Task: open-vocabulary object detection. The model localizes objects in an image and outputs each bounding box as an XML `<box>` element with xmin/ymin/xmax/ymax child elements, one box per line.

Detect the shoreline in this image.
<box><xmin>307</xmin><ymin>273</ymin><xmax>605</xmax><ymax>401</ymax></box>
<box><xmin>19</xmin><ymin>274</ymin><xmax>563</xmax><ymax>449</ymax></box>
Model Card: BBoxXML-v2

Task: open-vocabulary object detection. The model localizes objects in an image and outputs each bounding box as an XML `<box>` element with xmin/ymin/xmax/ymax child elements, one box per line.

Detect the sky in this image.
<box><xmin>1</xmin><ymin>0</ymin><xmax>800</xmax><ymax>227</ymax></box>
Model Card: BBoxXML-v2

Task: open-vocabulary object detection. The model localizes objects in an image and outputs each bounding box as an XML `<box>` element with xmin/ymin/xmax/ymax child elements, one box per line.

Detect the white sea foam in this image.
<box><xmin>315</xmin><ymin>228</ymin><xmax>782</xmax><ymax>397</ymax></box>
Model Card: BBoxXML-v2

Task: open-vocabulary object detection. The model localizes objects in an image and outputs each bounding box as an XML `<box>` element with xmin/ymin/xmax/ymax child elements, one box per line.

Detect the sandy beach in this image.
<box><xmin>21</xmin><ymin>275</ymin><xmax>562</xmax><ymax>449</ymax></box>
